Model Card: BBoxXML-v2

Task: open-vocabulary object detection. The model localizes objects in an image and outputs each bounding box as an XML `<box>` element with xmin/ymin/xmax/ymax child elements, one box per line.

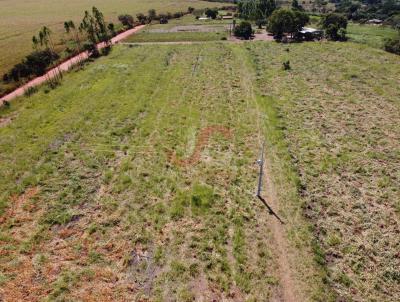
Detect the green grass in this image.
<box><xmin>0</xmin><ymin>0</ymin><xmax>230</xmax><ymax>95</ymax></box>
<box><xmin>124</xmin><ymin>14</ymin><xmax>231</xmax><ymax>43</ymax></box>
<box><xmin>0</xmin><ymin>40</ymin><xmax>399</xmax><ymax>301</ymax></box>
<box><xmin>0</xmin><ymin>43</ymin><xmax>317</xmax><ymax>301</ymax></box>
<box><xmin>126</xmin><ymin>31</ymin><xmax>228</xmax><ymax>42</ymax></box>
<box><xmin>347</xmin><ymin>23</ymin><xmax>399</xmax><ymax>49</ymax></box>
<box><xmin>245</xmin><ymin>41</ymin><xmax>400</xmax><ymax>301</ymax></box>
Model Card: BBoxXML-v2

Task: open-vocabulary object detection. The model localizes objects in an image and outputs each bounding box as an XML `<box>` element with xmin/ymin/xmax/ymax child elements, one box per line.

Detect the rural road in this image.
<box><xmin>1</xmin><ymin>25</ymin><xmax>145</xmax><ymax>103</ymax></box>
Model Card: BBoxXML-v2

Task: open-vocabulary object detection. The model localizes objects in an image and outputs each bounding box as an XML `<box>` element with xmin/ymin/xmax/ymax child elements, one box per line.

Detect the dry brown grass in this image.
<box><xmin>247</xmin><ymin>41</ymin><xmax>400</xmax><ymax>301</ymax></box>
<box><xmin>169</xmin><ymin>125</ymin><xmax>232</xmax><ymax>166</ymax></box>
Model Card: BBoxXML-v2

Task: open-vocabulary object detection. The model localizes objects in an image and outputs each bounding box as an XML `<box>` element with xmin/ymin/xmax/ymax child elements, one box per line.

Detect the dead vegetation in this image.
<box><xmin>169</xmin><ymin>125</ymin><xmax>232</xmax><ymax>166</ymax></box>
<box><xmin>247</xmin><ymin>42</ymin><xmax>400</xmax><ymax>301</ymax></box>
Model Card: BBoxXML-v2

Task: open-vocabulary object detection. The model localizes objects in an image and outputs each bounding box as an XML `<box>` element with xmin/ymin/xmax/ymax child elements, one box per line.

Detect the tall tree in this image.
<box><xmin>79</xmin><ymin>7</ymin><xmax>113</xmax><ymax>56</ymax></box>
<box><xmin>238</xmin><ymin>0</ymin><xmax>276</xmax><ymax>20</ymax></box>
<box><xmin>64</xmin><ymin>20</ymin><xmax>84</xmax><ymax>65</ymax></box>
<box><xmin>148</xmin><ymin>9</ymin><xmax>157</xmax><ymax>22</ymax></box>
<box><xmin>39</xmin><ymin>26</ymin><xmax>62</xmax><ymax>81</ymax></box>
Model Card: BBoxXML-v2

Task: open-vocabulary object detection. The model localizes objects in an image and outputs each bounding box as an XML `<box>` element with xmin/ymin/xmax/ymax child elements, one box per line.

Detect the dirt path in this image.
<box><xmin>231</xmin><ymin>44</ymin><xmax>300</xmax><ymax>302</ymax></box>
<box><xmin>1</xmin><ymin>25</ymin><xmax>145</xmax><ymax>104</ymax></box>
<box><xmin>262</xmin><ymin>160</ymin><xmax>299</xmax><ymax>302</ymax></box>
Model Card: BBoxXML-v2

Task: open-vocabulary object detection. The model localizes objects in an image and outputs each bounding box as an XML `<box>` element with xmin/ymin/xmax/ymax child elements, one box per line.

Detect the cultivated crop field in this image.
<box><xmin>0</xmin><ymin>40</ymin><xmax>399</xmax><ymax>301</ymax></box>
<box><xmin>0</xmin><ymin>0</ymin><xmax>229</xmax><ymax>95</ymax></box>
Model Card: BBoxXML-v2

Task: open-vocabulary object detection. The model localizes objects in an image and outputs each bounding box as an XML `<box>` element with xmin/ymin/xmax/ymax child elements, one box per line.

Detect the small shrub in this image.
<box><xmin>41</xmin><ymin>207</ymin><xmax>73</xmax><ymax>226</ymax></box>
<box><xmin>205</xmin><ymin>8</ymin><xmax>218</xmax><ymax>19</ymax></box>
<box><xmin>47</xmin><ymin>79</ymin><xmax>61</xmax><ymax>90</ymax></box>
<box><xmin>24</xmin><ymin>86</ymin><xmax>38</xmax><ymax>97</ymax></box>
<box><xmin>118</xmin><ymin>14</ymin><xmax>134</xmax><ymax>29</ymax></box>
<box><xmin>189</xmin><ymin>263</ymin><xmax>199</xmax><ymax>277</ymax></box>
<box><xmin>282</xmin><ymin>60</ymin><xmax>291</xmax><ymax>70</ymax></box>
<box><xmin>101</xmin><ymin>46</ymin><xmax>111</xmax><ymax>56</ymax></box>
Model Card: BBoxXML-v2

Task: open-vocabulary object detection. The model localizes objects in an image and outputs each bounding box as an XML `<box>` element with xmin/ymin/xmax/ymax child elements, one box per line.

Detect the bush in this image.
<box><xmin>320</xmin><ymin>13</ymin><xmax>348</xmax><ymax>41</ymax></box>
<box><xmin>4</xmin><ymin>50</ymin><xmax>59</xmax><ymax>82</ymax></box>
<box><xmin>159</xmin><ymin>17</ymin><xmax>168</xmax><ymax>24</ymax></box>
<box><xmin>384</xmin><ymin>36</ymin><xmax>400</xmax><ymax>55</ymax></box>
<box><xmin>100</xmin><ymin>46</ymin><xmax>112</xmax><ymax>56</ymax></box>
<box><xmin>148</xmin><ymin>9</ymin><xmax>157</xmax><ymax>22</ymax></box>
<box><xmin>173</xmin><ymin>12</ymin><xmax>184</xmax><ymax>19</ymax></box>
<box><xmin>24</xmin><ymin>86</ymin><xmax>38</xmax><ymax>97</ymax></box>
<box><xmin>83</xmin><ymin>42</ymin><xmax>100</xmax><ymax>58</ymax></box>
<box><xmin>136</xmin><ymin>13</ymin><xmax>147</xmax><ymax>25</ymax></box>
<box><xmin>118</xmin><ymin>14</ymin><xmax>134</xmax><ymax>29</ymax></box>
<box><xmin>234</xmin><ymin>21</ymin><xmax>253</xmax><ymax>40</ymax></box>
<box><xmin>205</xmin><ymin>8</ymin><xmax>218</xmax><ymax>19</ymax></box>
<box><xmin>282</xmin><ymin>60</ymin><xmax>291</xmax><ymax>70</ymax></box>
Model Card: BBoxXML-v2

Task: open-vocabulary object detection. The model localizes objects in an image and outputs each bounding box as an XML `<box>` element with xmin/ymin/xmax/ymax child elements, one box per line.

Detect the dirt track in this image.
<box><xmin>0</xmin><ymin>25</ymin><xmax>145</xmax><ymax>104</ymax></box>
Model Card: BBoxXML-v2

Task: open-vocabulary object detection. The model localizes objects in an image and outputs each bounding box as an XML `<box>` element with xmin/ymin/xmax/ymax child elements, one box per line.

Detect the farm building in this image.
<box><xmin>366</xmin><ymin>19</ymin><xmax>383</xmax><ymax>24</ymax></box>
<box><xmin>299</xmin><ymin>27</ymin><xmax>323</xmax><ymax>40</ymax></box>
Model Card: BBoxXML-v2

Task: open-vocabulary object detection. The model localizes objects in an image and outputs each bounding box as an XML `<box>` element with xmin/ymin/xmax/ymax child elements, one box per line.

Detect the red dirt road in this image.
<box><xmin>1</xmin><ymin>25</ymin><xmax>145</xmax><ymax>103</ymax></box>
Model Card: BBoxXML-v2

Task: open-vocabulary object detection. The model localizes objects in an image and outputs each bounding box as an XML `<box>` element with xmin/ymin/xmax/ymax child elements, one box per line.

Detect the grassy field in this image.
<box><xmin>0</xmin><ymin>0</ymin><xmax>229</xmax><ymax>95</ymax></box>
<box><xmin>347</xmin><ymin>23</ymin><xmax>399</xmax><ymax>49</ymax></box>
<box><xmin>0</xmin><ymin>43</ymin><xmax>329</xmax><ymax>301</ymax></box>
<box><xmin>125</xmin><ymin>14</ymin><xmax>231</xmax><ymax>42</ymax></box>
<box><xmin>125</xmin><ymin>31</ymin><xmax>228</xmax><ymax>42</ymax></box>
<box><xmin>246</xmin><ymin>41</ymin><xmax>400</xmax><ymax>301</ymax></box>
<box><xmin>0</xmin><ymin>40</ymin><xmax>399</xmax><ymax>301</ymax></box>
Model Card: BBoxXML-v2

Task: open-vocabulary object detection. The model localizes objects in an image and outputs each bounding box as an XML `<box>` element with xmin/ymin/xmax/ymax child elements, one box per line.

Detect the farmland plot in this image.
<box><xmin>1</xmin><ymin>40</ymin><xmax>399</xmax><ymax>302</ymax></box>
<box><xmin>0</xmin><ymin>44</ymin><xmax>326</xmax><ymax>301</ymax></box>
<box><xmin>246</xmin><ymin>42</ymin><xmax>400</xmax><ymax>301</ymax></box>
<box><xmin>0</xmin><ymin>0</ymin><xmax>229</xmax><ymax>95</ymax></box>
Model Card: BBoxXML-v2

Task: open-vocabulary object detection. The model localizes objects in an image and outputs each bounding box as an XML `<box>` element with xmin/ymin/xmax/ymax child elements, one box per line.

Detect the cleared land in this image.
<box><xmin>347</xmin><ymin>23</ymin><xmax>399</xmax><ymax>49</ymax></box>
<box><xmin>0</xmin><ymin>40</ymin><xmax>399</xmax><ymax>301</ymax></box>
<box><xmin>0</xmin><ymin>43</ymin><xmax>329</xmax><ymax>301</ymax></box>
<box><xmin>125</xmin><ymin>15</ymin><xmax>231</xmax><ymax>43</ymax></box>
<box><xmin>0</xmin><ymin>0</ymin><xmax>229</xmax><ymax>95</ymax></box>
<box><xmin>247</xmin><ymin>41</ymin><xmax>400</xmax><ymax>301</ymax></box>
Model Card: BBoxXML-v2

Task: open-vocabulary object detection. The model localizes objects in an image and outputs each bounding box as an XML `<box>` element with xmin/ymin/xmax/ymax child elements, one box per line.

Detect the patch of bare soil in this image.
<box><xmin>169</xmin><ymin>125</ymin><xmax>232</xmax><ymax>166</ymax></box>
<box><xmin>228</xmin><ymin>32</ymin><xmax>274</xmax><ymax>42</ymax></box>
<box><xmin>253</xmin><ymin>32</ymin><xmax>275</xmax><ymax>41</ymax></box>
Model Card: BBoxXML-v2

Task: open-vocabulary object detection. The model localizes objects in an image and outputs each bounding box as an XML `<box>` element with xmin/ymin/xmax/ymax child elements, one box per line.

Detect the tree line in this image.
<box><xmin>233</xmin><ymin>0</ymin><xmax>350</xmax><ymax>41</ymax></box>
